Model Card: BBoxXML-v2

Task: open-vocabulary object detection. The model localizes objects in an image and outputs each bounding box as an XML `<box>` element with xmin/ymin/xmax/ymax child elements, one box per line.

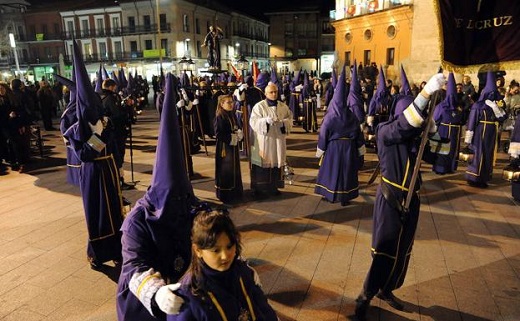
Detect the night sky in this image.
<box><xmin>29</xmin><ymin>0</ymin><xmax>335</xmax><ymax>19</ymax></box>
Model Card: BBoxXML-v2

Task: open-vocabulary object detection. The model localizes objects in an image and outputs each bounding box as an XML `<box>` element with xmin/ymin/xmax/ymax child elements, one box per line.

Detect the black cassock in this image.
<box><xmin>214</xmin><ymin>110</ymin><xmax>243</xmax><ymax>203</ymax></box>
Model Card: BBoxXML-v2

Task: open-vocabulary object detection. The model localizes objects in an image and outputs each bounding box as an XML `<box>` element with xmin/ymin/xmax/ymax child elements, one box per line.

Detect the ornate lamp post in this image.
<box><xmin>237</xmin><ymin>55</ymin><xmax>249</xmax><ymax>79</ymax></box>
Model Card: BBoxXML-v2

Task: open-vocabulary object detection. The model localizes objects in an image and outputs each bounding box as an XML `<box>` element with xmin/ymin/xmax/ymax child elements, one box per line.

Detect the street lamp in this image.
<box><xmin>9</xmin><ymin>33</ymin><xmax>21</xmax><ymax>78</ymax></box>
<box><xmin>237</xmin><ymin>55</ymin><xmax>249</xmax><ymax>79</ymax></box>
<box><xmin>178</xmin><ymin>56</ymin><xmax>189</xmax><ymax>74</ymax></box>
<box><xmin>187</xmin><ymin>58</ymin><xmax>195</xmax><ymax>73</ymax></box>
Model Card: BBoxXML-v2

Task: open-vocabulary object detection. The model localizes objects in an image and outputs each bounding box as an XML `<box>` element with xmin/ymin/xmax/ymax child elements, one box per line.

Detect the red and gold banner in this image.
<box><xmin>435</xmin><ymin>0</ymin><xmax>520</xmax><ymax>71</ymax></box>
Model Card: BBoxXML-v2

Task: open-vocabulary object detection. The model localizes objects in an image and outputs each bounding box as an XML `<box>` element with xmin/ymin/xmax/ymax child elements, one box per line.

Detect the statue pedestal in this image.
<box><xmin>201</xmin><ymin>68</ymin><xmax>225</xmax><ymax>74</ymax></box>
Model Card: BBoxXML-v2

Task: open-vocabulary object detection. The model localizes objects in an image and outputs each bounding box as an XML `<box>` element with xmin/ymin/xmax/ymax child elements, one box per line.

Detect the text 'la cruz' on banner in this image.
<box><xmin>434</xmin><ymin>0</ymin><xmax>520</xmax><ymax>72</ymax></box>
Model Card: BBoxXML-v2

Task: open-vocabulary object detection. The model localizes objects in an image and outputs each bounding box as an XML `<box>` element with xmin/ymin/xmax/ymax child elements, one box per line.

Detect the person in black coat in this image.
<box><xmin>214</xmin><ymin>94</ymin><xmax>243</xmax><ymax>204</ymax></box>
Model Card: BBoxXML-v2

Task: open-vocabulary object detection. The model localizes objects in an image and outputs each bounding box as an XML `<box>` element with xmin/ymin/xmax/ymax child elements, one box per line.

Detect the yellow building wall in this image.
<box><xmin>332</xmin><ymin>5</ymin><xmax>413</xmax><ymax>83</ymax></box>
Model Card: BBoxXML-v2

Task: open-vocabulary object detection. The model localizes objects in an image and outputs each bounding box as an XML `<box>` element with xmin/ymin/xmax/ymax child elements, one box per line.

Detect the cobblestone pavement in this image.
<box><xmin>0</xmin><ymin>109</ymin><xmax>519</xmax><ymax>321</ymax></box>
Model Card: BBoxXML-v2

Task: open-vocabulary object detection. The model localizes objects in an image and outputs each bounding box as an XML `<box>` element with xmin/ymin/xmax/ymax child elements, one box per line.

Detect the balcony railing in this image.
<box><xmin>121</xmin><ymin>23</ymin><xmax>171</xmax><ymax>36</ymax></box>
<box><xmin>18</xmin><ymin>24</ymin><xmax>173</xmax><ymax>42</ymax></box>
<box><xmin>232</xmin><ymin>31</ymin><xmax>268</xmax><ymax>42</ymax></box>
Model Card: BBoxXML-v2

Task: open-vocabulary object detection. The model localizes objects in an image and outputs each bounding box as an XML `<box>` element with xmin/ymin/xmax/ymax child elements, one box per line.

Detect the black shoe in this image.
<box><xmin>354</xmin><ymin>295</ymin><xmax>370</xmax><ymax>321</ymax></box>
<box><xmin>122</xmin><ymin>197</ymin><xmax>132</xmax><ymax>206</ymax></box>
<box><xmin>271</xmin><ymin>190</ymin><xmax>281</xmax><ymax>196</ymax></box>
<box><xmin>467</xmin><ymin>180</ymin><xmax>488</xmax><ymax>188</ymax></box>
<box><xmin>376</xmin><ymin>291</ymin><xmax>404</xmax><ymax>311</ymax></box>
<box><xmin>121</xmin><ymin>182</ymin><xmax>136</xmax><ymax>190</ymax></box>
<box><xmin>89</xmin><ymin>258</ymin><xmax>103</xmax><ymax>271</ymax></box>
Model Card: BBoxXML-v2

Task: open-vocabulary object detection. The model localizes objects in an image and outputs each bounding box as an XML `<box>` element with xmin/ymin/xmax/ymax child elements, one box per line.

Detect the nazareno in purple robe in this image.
<box><xmin>465</xmin><ymin>72</ymin><xmax>507</xmax><ymax>185</ymax></box>
<box><xmin>63</xmin><ymin>40</ymin><xmax>123</xmax><ymax>266</ymax></box>
<box><xmin>362</xmin><ymin>94</ymin><xmax>440</xmax><ymax>297</ymax></box>
<box><xmin>167</xmin><ymin>258</ymin><xmax>278</xmax><ymax>321</ymax></box>
<box><xmin>315</xmin><ymin>65</ymin><xmax>365</xmax><ymax>205</ymax></box>
<box><xmin>56</xmin><ymin>74</ymin><xmax>81</xmax><ymax>186</ymax></box>
<box><xmin>432</xmin><ymin>73</ymin><xmax>464</xmax><ymax>174</ymax></box>
<box><xmin>117</xmin><ymin>73</ymin><xmax>203</xmax><ymax>321</ymax></box>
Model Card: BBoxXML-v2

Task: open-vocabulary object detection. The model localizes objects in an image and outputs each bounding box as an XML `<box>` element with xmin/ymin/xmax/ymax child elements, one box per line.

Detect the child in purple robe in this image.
<box><xmin>167</xmin><ymin>210</ymin><xmax>279</xmax><ymax>321</ymax></box>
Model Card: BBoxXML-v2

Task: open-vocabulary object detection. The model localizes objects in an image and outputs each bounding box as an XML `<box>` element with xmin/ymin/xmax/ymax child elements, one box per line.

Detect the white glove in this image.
<box><xmin>464</xmin><ymin>130</ymin><xmax>474</xmax><ymax>144</ymax></box>
<box><xmin>295</xmin><ymin>84</ymin><xmax>303</xmax><ymax>92</ymax></box>
<box><xmin>239</xmin><ymin>83</ymin><xmax>248</xmax><ymax>91</ymax></box>
<box><xmin>230</xmin><ymin>133</ymin><xmax>238</xmax><ymax>146</ymax></box>
<box><xmin>280</xmin><ymin>94</ymin><xmax>285</xmax><ymax>101</ymax></box>
<box><xmin>266</xmin><ymin>117</ymin><xmax>275</xmax><ymax>125</ymax></box>
<box><xmin>236</xmin><ymin>129</ymin><xmax>244</xmax><ymax>141</ymax></box>
<box><xmin>176</xmin><ymin>99</ymin><xmax>185</xmax><ymax>108</ymax></box>
<box><xmin>180</xmin><ymin>88</ymin><xmax>188</xmax><ymax>101</ymax></box>
<box><xmin>89</xmin><ymin>119</ymin><xmax>104</xmax><ymax>136</ymax></box>
<box><xmin>424</xmin><ymin>73</ymin><xmax>446</xmax><ymax>95</ymax></box>
<box><xmin>367</xmin><ymin>115</ymin><xmax>374</xmax><ymax>127</ymax></box>
<box><xmin>192</xmin><ymin>98</ymin><xmax>199</xmax><ymax>105</ymax></box>
<box><xmin>485</xmin><ymin>99</ymin><xmax>505</xmax><ymax>118</ymax></box>
<box><xmin>195</xmin><ymin>90</ymin><xmax>200</xmax><ymax>96</ymax></box>
<box><xmin>316</xmin><ymin>147</ymin><xmax>324</xmax><ymax>158</ymax></box>
<box><xmin>155</xmin><ymin>283</ymin><xmax>184</xmax><ymax>315</ymax></box>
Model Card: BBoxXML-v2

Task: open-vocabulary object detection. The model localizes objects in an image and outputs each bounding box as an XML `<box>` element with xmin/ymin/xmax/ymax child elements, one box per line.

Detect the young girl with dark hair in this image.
<box><xmin>168</xmin><ymin>210</ymin><xmax>278</xmax><ymax>321</ymax></box>
<box><xmin>214</xmin><ymin>94</ymin><xmax>243</xmax><ymax>204</ymax></box>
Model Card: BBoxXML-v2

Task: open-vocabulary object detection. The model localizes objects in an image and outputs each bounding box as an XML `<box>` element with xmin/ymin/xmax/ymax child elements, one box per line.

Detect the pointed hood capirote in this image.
<box><xmin>71</xmin><ymin>39</ymin><xmax>102</xmax><ymax>143</ymax></box>
<box><xmin>118</xmin><ymin>67</ymin><xmax>128</xmax><ymax>89</ymax></box>
<box><xmin>347</xmin><ymin>60</ymin><xmax>365</xmax><ymax>122</ymax></box>
<box><xmin>400</xmin><ymin>64</ymin><xmax>412</xmax><ymax>96</ymax></box>
<box><xmin>331</xmin><ymin>67</ymin><xmax>337</xmax><ymax>89</ymax></box>
<box><xmin>270</xmin><ymin>67</ymin><xmax>278</xmax><ymax>84</ymax></box>
<box><xmin>479</xmin><ymin>71</ymin><xmax>498</xmax><ymax>101</ymax></box>
<box><xmin>437</xmin><ymin>72</ymin><xmax>457</xmax><ymax>111</ymax></box>
<box><xmin>143</xmin><ymin>73</ymin><xmax>195</xmax><ymax>219</ymax></box>
<box><xmin>95</xmin><ymin>66</ymin><xmax>102</xmax><ymax>94</ymax></box>
<box><xmin>55</xmin><ymin>73</ymin><xmax>77</xmax><ymax>135</ymax></box>
<box><xmin>102</xmin><ymin>65</ymin><xmax>110</xmax><ymax>81</ymax></box>
<box><xmin>255</xmin><ymin>71</ymin><xmax>269</xmax><ymax>91</ymax></box>
<box><xmin>125</xmin><ymin>72</ymin><xmax>135</xmax><ymax>96</ymax></box>
<box><xmin>327</xmin><ymin>64</ymin><xmax>347</xmax><ymax>119</ymax></box>
<box><xmin>321</xmin><ymin>63</ymin><xmax>359</xmax><ymax>136</ymax></box>
<box><xmin>368</xmin><ymin>65</ymin><xmax>388</xmax><ymax>115</ymax></box>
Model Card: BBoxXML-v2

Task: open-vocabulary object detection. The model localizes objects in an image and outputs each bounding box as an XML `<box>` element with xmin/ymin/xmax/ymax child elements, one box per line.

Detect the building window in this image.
<box><xmin>345</xmin><ymin>32</ymin><xmax>352</xmax><ymax>44</ymax></box>
<box><xmin>387</xmin><ymin>25</ymin><xmax>396</xmax><ymax>38</ymax></box>
<box><xmin>114</xmin><ymin>41</ymin><xmax>122</xmax><ymax>59</ymax></box>
<box><xmin>364</xmin><ymin>29</ymin><xmax>372</xmax><ymax>41</ymax></box>
<box><xmin>364</xmin><ymin>50</ymin><xmax>371</xmax><ymax>65</ymax></box>
<box><xmin>183</xmin><ymin>15</ymin><xmax>189</xmax><ymax>32</ymax></box>
<box><xmin>130</xmin><ymin>41</ymin><xmax>137</xmax><ymax>52</ymax></box>
<box><xmin>145</xmin><ymin>39</ymin><xmax>153</xmax><ymax>50</ymax></box>
<box><xmin>66</xmin><ymin>20</ymin><xmax>74</xmax><ymax>37</ymax></box>
<box><xmin>99</xmin><ymin>42</ymin><xmax>107</xmax><ymax>59</ymax></box>
<box><xmin>81</xmin><ymin>19</ymin><xmax>89</xmax><ymax>37</ymax></box>
<box><xmin>161</xmin><ymin>38</ymin><xmax>167</xmax><ymax>50</ymax></box>
<box><xmin>195</xmin><ymin>18</ymin><xmax>200</xmax><ymax>34</ymax></box>
<box><xmin>345</xmin><ymin>51</ymin><xmax>351</xmax><ymax>67</ymax></box>
<box><xmin>386</xmin><ymin>48</ymin><xmax>395</xmax><ymax>65</ymax></box>
<box><xmin>128</xmin><ymin>17</ymin><xmax>135</xmax><ymax>33</ymax></box>
<box><xmin>144</xmin><ymin>15</ymin><xmax>151</xmax><ymax>32</ymax></box>
<box><xmin>112</xmin><ymin>16</ymin><xmax>120</xmax><ymax>35</ymax></box>
<box><xmin>97</xmin><ymin>18</ymin><xmax>104</xmax><ymax>36</ymax></box>
<box><xmin>160</xmin><ymin>14</ymin><xmax>167</xmax><ymax>30</ymax></box>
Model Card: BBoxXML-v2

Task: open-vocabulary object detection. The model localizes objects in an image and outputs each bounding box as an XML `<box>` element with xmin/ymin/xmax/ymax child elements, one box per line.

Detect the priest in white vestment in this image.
<box><xmin>249</xmin><ymin>83</ymin><xmax>293</xmax><ymax>196</ymax></box>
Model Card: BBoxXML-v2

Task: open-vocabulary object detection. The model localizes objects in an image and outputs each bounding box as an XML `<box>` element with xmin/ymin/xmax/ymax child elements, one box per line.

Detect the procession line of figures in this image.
<box><xmin>56</xmin><ymin>37</ymin><xmax>520</xmax><ymax>321</ymax></box>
